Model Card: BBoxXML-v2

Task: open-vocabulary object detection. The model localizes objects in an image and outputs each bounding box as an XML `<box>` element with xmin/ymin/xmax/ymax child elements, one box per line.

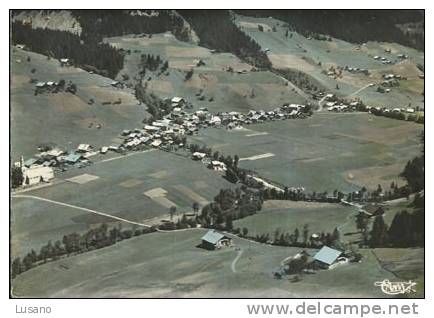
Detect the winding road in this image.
<box><xmin>231</xmin><ymin>249</ymin><xmax>244</xmax><ymax>273</ymax></box>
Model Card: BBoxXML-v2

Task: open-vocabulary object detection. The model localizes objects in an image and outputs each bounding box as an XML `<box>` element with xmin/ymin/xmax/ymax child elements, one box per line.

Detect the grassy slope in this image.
<box><xmin>235</xmin><ymin>15</ymin><xmax>424</xmax><ymax>109</ymax></box>
<box><xmin>190</xmin><ymin>112</ymin><xmax>422</xmax><ymax>192</ymax></box>
<box><xmin>11</xmin><ymin>47</ymin><xmax>146</xmax><ymax>161</ymax></box>
<box><xmin>104</xmin><ymin>33</ymin><xmax>307</xmax><ymax>113</ymax></box>
<box><xmin>234</xmin><ymin>201</ymin><xmax>357</xmax><ymax>238</ymax></box>
<box><xmin>12</xmin><ymin>228</ymin><xmax>396</xmax><ymax>298</ymax></box>
<box><xmin>11</xmin><ymin>150</ymin><xmax>234</xmax><ymax>258</ymax></box>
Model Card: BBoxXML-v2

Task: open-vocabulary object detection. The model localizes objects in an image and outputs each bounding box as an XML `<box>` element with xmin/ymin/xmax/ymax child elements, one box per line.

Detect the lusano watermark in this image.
<box><xmin>374</xmin><ymin>279</ymin><xmax>417</xmax><ymax>295</ymax></box>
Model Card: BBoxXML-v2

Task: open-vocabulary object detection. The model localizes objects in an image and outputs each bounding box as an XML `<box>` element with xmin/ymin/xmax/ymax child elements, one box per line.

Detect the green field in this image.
<box><xmin>234</xmin><ymin>200</ymin><xmax>357</xmax><ymax>239</ymax></box>
<box><xmin>11</xmin><ymin>48</ymin><xmax>146</xmax><ymax>161</ymax></box>
<box><xmin>10</xmin><ymin>16</ymin><xmax>424</xmax><ymax>299</ymax></box>
<box><xmin>12</xmin><ymin>228</ymin><xmax>398</xmax><ymax>298</ymax></box>
<box><xmin>191</xmin><ymin>112</ymin><xmax>422</xmax><ymax>192</ymax></box>
<box><xmin>11</xmin><ymin>198</ymin><xmax>92</xmax><ymax>259</ymax></box>
<box><xmin>11</xmin><ymin>150</ymin><xmax>234</xmax><ymax>258</ymax></box>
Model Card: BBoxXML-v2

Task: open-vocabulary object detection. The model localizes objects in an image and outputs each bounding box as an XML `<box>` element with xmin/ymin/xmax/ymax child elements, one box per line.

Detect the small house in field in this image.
<box><xmin>192</xmin><ymin>152</ymin><xmax>206</xmax><ymax>160</ymax></box>
<box><xmin>210</xmin><ymin>160</ymin><xmax>227</xmax><ymax>171</ymax></box>
<box><xmin>313</xmin><ymin>246</ymin><xmax>342</xmax><ymax>269</ymax></box>
<box><xmin>60</xmin><ymin>58</ymin><xmax>71</xmax><ymax>66</ymax></box>
<box><xmin>77</xmin><ymin>144</ymin><xmax>92</xmax><ymax>153</ymax></box>
<box><xmin>171</xmin><ymin>97</ymin><xmax>185</xmax><ymax>108</ymax></box>
<box><xmin>201</xmin><ymin>230</ymin><xmax>232</xmax><ymax>250</ymax></box>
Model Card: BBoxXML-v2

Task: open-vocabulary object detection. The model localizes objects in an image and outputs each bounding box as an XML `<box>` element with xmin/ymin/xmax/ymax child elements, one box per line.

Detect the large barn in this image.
<box><xmin>201</xmin><ymin>230</ymin><xmax>232</xmax><ymax>250</ymax></box>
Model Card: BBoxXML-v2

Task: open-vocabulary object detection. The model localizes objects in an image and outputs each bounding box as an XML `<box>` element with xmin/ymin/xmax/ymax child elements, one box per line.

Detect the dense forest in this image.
<box><xmin>368</xmin><ymin>195</ymin><xmax>424</xmax><ymax>248</ymax></box>
<box><xmin>11</xmin><ymin>10</ymin><xmax>189</xmax><ymax>79</ymax></box>
<box><xmin>236</xmin><ymin>10</ymin><xmax>424</xmax><ymax>51</ymax></box>
<box><xmin>178</xmin><ymin>10</ymin><xmax>271</xmax><ymax>69</ymax></box>
<box><xmin>71</xmin><ymin>10</ymin><xmax>186</xmax><ymax>43</ymax></box>
<box><xmin>11</xmin><ymin>22</ymin><xmax>124</xmax><ymax>79</ymax></box>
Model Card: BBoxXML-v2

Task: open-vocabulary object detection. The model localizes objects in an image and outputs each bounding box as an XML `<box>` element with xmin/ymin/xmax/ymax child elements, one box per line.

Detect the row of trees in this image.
<box><xmin>11</xmin><ymin>223</ymin><xmax>156</xmax><ymax>278</ymax></box>
<box><xmin>134</xmin><ymin>84</ymin><xmax>172</xmax><ymax>121</ymax></box>
<box><xmin>273</xmin><ymin>68</ymin><xmax>326</xmax><ymax>96</ymax></box>
<box><xmin>179</xmin><ymin>10</ymin><xmax>272</xmax><ymax>69</ymax></box>
<box><xmin>254</xmin><ymin>225</ymin><xmax>342</xmax><ymax>249</ymax></box>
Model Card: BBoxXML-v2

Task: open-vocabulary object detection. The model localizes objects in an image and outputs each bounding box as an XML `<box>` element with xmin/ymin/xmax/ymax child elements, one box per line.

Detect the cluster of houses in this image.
<box><xmin>34</xmin><ymin>80</ymin><xmax>76</xmax><ymax>94</ymax></box>
<box><xmin>358</xmin><ymin>105</ymin><xmax>416</xmax><ymax>115</ymax></box>
<box><xmin>372</xmin><ymin>52</ymin><xmax>409</xmax><ymax>64</ymax></box>
<box><xmin>323</xmin><ymin>93</ymin><xmax>361</xmax><ymax>112</ymax></box>
<box><xmin>274</xmin><ymin>245</ymin><xmax>355</xmax><ymax>278</ymax></box>
<box><xmin>380</xmin><ymin>73</ymin><xmax>403</xmax><ymax>89</ymax></box>
<box><xmin>341</xmin><ymin>65</ymin><xmax>370</xmax><ymax>75</ymax></box>
<box><xmin>210</xmin><ymin>103</ymin><xmax>309</xmax><ymax>128</ymax></box>
<box><xmin>326</xmin><ymin>101</ymin><xmax>362</xmax><ymax>112</ymax></box>
<box><xmin>35</xmin><ymin>81</ymin><xmax>60</xmax><ymax>92</ymax></box>
<box><xmin>192</xmin><ymin>152</ymin><xmax>228</xmax><ymax>171</ymax></box>
<box><xmin>14</xmin><ymin>156</ymin><xmax>55</xmax><ymax>186</ymax></box>
<box><xmin>14</xmin><ymin>96</ymin><xmax>311</xmax><ymax>187</ymax></box>
<box><xmin>13</xmin><ymin>143</ymin><xmax>98</xmax><ymax>187</ymax></box>
<box><xmin>372</xmin><ymin>55</ymin><xmax>394</xmax><ymax>65</ymax></box>
<box><xmin>109</xmin><ymin>97</ymin><xmax>310</xmax><ymax>154</ymax></box>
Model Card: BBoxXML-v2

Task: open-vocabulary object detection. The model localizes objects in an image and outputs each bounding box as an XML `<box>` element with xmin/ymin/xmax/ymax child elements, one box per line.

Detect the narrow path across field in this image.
<box><xmin>348</xmin><ymin>83</ymin><xmax>372</xmax><ymax>98</ymax></box>
<box><xmin>12</xmin><ymin>194</ymin><xmax>151</xmax><ymax>227</ymax></box>
<box><xmin>11</xmin><ymin>194</ymin><xmax>200</xmax><ymax>234</ymax></box>
<box><xmin>95</xmin><ymin>149</ymin><xmax>156</xmax><ymax>164</ymax></box>
<box><xmin>337</xmin><ymin>208</ymin><xmax>358</xmax><ymax>233</ymax></box>
<box><xmin>231</xmin><ymin>249</ymin><xmax>244</xmax><ymax>273</ymax></box>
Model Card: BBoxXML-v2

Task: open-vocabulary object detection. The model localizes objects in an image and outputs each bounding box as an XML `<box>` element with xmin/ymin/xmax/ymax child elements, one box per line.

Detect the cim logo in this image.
<box><xmin>374</xmin><ymin>279</ymin><xmax>417</xmax><ymax>295</ymax></box>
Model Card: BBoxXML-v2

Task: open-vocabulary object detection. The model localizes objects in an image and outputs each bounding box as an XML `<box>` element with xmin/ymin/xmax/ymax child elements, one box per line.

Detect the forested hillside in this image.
<box><xmin>11</xmin><ymin>22</ymin><xmax>124</xmax><ymax>79</ymax></box>
<box><xmin>236</xmin><ymin>10</ymin><xmax>424</xmax><ymax>51</ymax></box>
<box><xmin>179</xmin><ymin>10</ymin><xmax>271</xmax><ymax>69</ymax></box>
<box><xmin>72</xmin><ymin>10</ymin><xmax>186</xmax><ymax>42</ymax></box>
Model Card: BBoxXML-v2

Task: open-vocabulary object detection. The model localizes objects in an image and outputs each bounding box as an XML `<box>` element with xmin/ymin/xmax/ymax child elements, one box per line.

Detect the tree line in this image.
<box><xmin>11</xmin><ymin>223</ymin><xmax>156</xmax><ymax>279</ymax></box>
<box><xmin>134</xmin><ymin>84</ymin><xmax>172</xmax><ymax>121</ymax></box>
<box><xmin>273</xmin><ymin>68</ymin><xmax>326</xmax><ymax>96</ymax></box>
